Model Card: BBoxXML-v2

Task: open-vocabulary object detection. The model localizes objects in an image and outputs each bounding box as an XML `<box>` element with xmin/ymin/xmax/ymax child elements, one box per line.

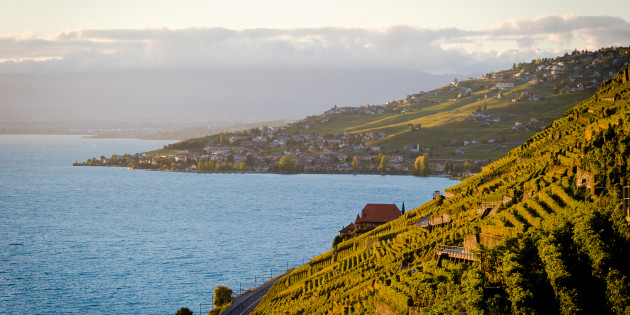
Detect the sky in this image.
<box><xmin>1</xmin><ymin>0</ymin><xmax>629</xmax><ymax>127</ymax></box>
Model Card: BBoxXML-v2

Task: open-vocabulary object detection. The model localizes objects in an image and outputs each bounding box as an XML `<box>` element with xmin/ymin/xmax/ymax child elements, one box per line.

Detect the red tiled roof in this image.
<box><xmin>339</xmin><ymin>223</ymin><xmax>355</xmax><ymax>233</ymax></box>
<box><xmin>357</xmin><ymin>204</ymin><xmax>401</xmax><ymax>223</ymax></box>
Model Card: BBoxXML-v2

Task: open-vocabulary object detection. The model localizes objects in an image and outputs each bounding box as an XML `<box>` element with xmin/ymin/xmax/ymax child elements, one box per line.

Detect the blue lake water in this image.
<box><xmin>0</xmin><ymin>135</ymin><xmax>458</xmax><ymax>314</ymax></box>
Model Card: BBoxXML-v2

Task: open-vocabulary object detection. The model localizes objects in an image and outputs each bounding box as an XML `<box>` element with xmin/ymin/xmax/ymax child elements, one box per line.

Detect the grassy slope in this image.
<box><xmin>252</xmin><ymin>67</ymin><xmax>630</xmax><ymax>314</ymax></box>
<box><xmin>303</xmin><ymin>83</ymin><xmax>594</xmax><ymax>161</ymax></box>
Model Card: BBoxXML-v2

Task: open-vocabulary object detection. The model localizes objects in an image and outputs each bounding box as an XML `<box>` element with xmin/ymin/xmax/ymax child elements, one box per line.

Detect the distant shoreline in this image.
<box><xmin>73</xmin><ymin>163</ymin><xmax>461</xmax><ymax>179</ymax></box>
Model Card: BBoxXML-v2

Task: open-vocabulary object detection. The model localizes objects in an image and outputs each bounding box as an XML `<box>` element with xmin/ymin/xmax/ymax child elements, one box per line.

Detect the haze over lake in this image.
<box><xmin>0</xmin><ymin>135</ymin><xmax>457</xmax><ymax>314</ymax></box>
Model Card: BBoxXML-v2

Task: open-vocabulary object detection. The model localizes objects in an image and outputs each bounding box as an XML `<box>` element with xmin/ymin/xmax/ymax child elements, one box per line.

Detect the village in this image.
<box><xmin>79</xmin><ymin>126</ymin><xmax>483</xmax><ymax>176</ymax></box>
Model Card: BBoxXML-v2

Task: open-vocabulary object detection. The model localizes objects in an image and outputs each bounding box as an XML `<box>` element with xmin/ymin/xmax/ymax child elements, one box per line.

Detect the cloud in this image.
<box><xmin>0</xmin><ymin>14</ymin><xmax>628</xmax><ymax>74</ymax></box>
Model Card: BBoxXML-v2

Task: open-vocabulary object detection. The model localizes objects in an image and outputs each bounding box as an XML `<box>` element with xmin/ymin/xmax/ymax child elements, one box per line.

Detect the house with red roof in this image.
<box><xmin>339</xmin><ymin>204</ymin><xmax>401</xmax><ymax>238</ymax></box>
<box><xmin>339</xmin><ymin>223</ymin><xmax>355</xmax><ymax>238</ymax></box>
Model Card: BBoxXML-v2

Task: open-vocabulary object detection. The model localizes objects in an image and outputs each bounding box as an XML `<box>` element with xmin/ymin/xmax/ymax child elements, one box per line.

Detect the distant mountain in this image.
<box><xmin>251</xmin><ymin>65</ymin><xmax>630</xmax><ymax>314</ymax></box>
<box><xmin>0</xmin><ymin>68</ymin><xmax>454</xmax><ymax>134</ymax></box>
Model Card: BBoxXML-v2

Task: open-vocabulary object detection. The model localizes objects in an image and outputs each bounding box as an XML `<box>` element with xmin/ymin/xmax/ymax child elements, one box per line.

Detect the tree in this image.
<box><xmin>352</xmin><ymin>156</ymin><xmax>358</xmax><ymax>171</ymax></box>
<box><xmin>278</xmin><ymin>155</ymin><xmax>298</xmax><ymax>173</ymax></box>
<box><xmin>379</xmin><ymin>155</ymin><xmax>387</xmax><ymax>173</ymax></box>
<box><xmin>213</xmin><ymin>286</ymin><xmax>233</xmax><ymax>307</ymax></box>
<box><xmin>175</xmin><ymin>307</ymin><xmax>193</xmax><ymax>315</ymax></box>
<box><xmin>414</xmin><ymin>153</ymin><xmax>429</xmax><ymax>176</ymax></box>
<box><xmin>332</xmin><ymin>235</ymin><xmax>342</xmax><ymax>248</ymax></box>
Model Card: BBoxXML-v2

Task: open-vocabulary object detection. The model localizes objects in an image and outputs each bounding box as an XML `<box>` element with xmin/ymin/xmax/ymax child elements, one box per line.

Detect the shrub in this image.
<box><xmin>175</xmin><ymin>307</ymin><xmax>193</xmax><ymax>315</ymax></box>
<box><xmin>213</xmin><ymin>286</ymin><xmax>233</xmax><ymax>306</ymax></box>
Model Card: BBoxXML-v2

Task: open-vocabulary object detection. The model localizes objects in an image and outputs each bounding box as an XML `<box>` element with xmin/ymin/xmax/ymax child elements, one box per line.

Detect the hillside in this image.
<box><xmin>250</xmin><ymin>66</ymin><xmax>630</xmax><ymax>314</ymax></box>
<box><xmin>78</xmin><ymin>47</ymin><xmax>630</xmax><ymax>176</ymax></box>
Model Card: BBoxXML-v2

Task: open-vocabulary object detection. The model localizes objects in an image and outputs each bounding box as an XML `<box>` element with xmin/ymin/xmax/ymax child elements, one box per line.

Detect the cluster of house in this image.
<box><xmin>196</xmin><ymin>129</ymin><xmax>414</xmax><ymax>173</ymax></box>
<box><xmin>488</xmin><ymin>49</ymin><xmax>629</xmax><ymax>96</ymax></box>
<box><xmin>512</xmin><ymin>117</ymin><xmax>547</xmax><ymax>132</ymax></box>
<box><xmin>323</xmin><ymin>104</ymin><xmax>395</xmax><ymax>116</ymax></box>
<box><xmin>89</xmin><ymin>125</ymin><xmax>428</xmax><ymax>173</ymax></box>
<box><xmin>466</xmin><ymin>112</ymin><xmax>500</xmax><ymax>127</ymax></box>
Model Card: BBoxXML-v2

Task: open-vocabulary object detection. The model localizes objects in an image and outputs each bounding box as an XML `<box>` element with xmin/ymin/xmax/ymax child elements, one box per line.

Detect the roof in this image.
<box><xmin>357</xmin><ymin>204</ymin><xmax>401</xmax><ymax>224</ymax></box>
<box><xmin>339</xmin><ymin>223</ymin><xmax>355</xmax><ymax>233</ymax></box>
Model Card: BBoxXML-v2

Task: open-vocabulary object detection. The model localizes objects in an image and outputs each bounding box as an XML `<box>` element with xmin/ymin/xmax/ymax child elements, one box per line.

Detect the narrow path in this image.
<box><xmin>221</xmin><ymin>272</ymin><xmax>288</xmax><ymax>315</ymax></box>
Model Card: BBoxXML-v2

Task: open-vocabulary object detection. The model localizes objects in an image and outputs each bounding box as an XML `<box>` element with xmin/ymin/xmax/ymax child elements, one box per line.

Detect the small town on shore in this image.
<box><xmin>74</xmin><ymin>126</ymin><xmax>483</xmax><ymax>177</ymax></box>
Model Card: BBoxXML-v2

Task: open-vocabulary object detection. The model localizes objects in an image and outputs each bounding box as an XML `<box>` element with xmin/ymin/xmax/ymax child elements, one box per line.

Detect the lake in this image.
<box><xmin>0</xmin><ymin>135</ymin><xmax>457</xmax><ymax>314</ymax></box>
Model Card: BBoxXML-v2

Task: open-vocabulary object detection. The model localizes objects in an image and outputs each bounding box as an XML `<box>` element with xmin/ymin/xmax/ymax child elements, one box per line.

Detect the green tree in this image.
<box><xmin>175</xmin><ymin>307</ymin><xmax>193</xmax><ymax>315</ymax></box>
<box><xmin>379</xmin><ymin>155</ymin><xmax>387</xmax><ymax>173</ymax></box>
<box><xmin>332</xmin><ymin>235</ymin><xmax>342</xmax><ymax>248</ymax></box>
<box><xmin>213</xmin><ymin>286</ymin><xmax>233</xmax><ymax>307</ymax></box>
<box><xmin>352</xmin><ymin>156</ymin><xmax>358</xmax><ymax>171</ymax></box>
<box><xmin>463</xmin><ymin>267</ymin><xmax>486</xmax><ymax>314</ymax></box>
<box><xmin>414</xmin><ymin>153</ymin><xmax>429</xmax><ymax>176</ymax></box>
<box><xmin>278</xmin><ymin>155</ymin><xmax>298</xmax><ymax>173</ymax></box>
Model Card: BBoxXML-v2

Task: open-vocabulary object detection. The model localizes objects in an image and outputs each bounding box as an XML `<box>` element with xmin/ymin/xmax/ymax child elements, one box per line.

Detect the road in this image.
<box><xmin>221</xmin><ymin>272</ymin><xmax>287</xmax><ymax>315</ymax></box>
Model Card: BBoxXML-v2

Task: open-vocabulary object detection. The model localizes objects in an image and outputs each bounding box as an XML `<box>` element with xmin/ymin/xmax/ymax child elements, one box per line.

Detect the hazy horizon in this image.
<box><xmin>0</xmin><ymin>68</ymin><xmax>457</xmax><ymax>132</ymax></box>
<box><xmin>1</xmin><ymin>1</ymin><xmax>629</xmax><ymax>132</ymax></box>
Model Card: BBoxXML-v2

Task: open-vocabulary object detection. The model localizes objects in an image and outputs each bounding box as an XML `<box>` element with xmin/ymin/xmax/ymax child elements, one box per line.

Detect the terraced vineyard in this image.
<box><xmin>252</xmin><ymin>66</ymin><xmax>630</xmax><ymax>314</ymax></box>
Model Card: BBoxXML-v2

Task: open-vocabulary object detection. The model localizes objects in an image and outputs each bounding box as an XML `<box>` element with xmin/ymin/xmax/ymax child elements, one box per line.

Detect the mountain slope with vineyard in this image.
<box><xmin>252</xmin><ymin>66</ymin><xmax>630</xmax><ymax>314</ymax></box>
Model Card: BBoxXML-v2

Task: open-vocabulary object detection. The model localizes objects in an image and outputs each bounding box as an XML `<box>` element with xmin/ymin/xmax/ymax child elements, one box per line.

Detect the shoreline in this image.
<box><xmin>73</xmin><ymin>164</ymin><xmax>463</xmax><ymax>180</ymax></box>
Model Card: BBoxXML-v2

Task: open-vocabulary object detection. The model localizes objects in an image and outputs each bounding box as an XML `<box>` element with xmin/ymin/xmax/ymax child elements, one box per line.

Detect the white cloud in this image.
<box><xmin>0</xmin><ymin>14</ymin><xmax>628</xmax><ymax>74</ymax></box>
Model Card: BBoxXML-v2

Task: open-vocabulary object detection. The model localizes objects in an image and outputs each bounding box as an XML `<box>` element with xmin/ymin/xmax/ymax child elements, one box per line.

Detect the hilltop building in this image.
<box><xmin>339</xmin><ymin>204</ymin><xmax>401</xmax><ymax>238</ymax></box>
